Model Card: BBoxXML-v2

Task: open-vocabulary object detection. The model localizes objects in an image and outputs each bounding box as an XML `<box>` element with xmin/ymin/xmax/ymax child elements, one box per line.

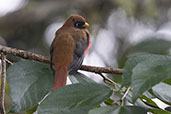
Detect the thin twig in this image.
<box><xmin>98</xmin><ymin>73</ymin><xmax>116</xmax><ymax>86</ymax></box>
<box><xmin>0</xmin><ymin>54</ymin><xmax>13</xmax><ymax>65</ymax></box>
<box><xmin>113</xmin><ymin>89</ymin><xmax>125</xmax><ymax>93</ymax></box>
<box><xmin>112</xmin><ymin>87</ymin><xmax>131</xmax><ymax>106</ymax></box>
<box><xmin>5</xmin><ymin>59</ymin><xmax>13</xmax><ymax>65</ymax></box>
<box><xmin>120</xmin><ymin>87</ymin><xmax>131</xmax><ymax>106</ymax></box>
<box><xmin>0</xmin><ymin>45</ymin><xmax>123</xmax><ymax>74</ymax></box>
<box><xmin>0</xmin><ymin>53</ymin><xmax>6</xmax><ymax>114</ymax></box>
<box><xmin>121</xmin><ymin>87</ymin><xmax>131</xmax><ymax>101</ymax></box>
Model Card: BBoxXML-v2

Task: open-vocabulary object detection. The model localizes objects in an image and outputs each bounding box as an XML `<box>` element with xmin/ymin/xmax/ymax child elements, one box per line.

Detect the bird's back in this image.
<box><xmin>52</xmin><ymin>28</ymin><xmax>75</xmax><ymax>69</ymax></box>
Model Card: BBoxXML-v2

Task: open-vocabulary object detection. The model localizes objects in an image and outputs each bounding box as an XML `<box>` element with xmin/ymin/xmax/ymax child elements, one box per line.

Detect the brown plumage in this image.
<box><xmin>50</xmin><ymin>15</ymin><xmax>91</xmax><ymax>90</ymax></box>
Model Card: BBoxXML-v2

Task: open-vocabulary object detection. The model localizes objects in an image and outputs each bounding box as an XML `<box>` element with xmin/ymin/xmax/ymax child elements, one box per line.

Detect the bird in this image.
<box><xmin>50</xmin><ymin>14</ymin><xmax>91</xmax><ymax>90</ymax></box>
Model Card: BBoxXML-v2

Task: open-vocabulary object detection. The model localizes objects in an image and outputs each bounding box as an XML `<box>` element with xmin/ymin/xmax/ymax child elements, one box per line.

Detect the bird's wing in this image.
<box><xmin>68</xmin><ymin>33</ymin><xmax>90</xmax><ymax>74</ymax></box>
<box><xmin>50</xmin><ymin>43</ymin><xmax>54</xmax><ymax>72</ymax></box>
<box><xmin>50</xmin><ymin>33</ymin><xmax>75</xmax><ymax>90</ymax></box>
<box><xmin>68</xmin><ymin>52</ymin><xmax>84</xmax><ymax>74</ymax></box>
<box><xmin>50</xmin><ymin>33</ymin><xmax>75</xmax><ymax>72</ymax></box>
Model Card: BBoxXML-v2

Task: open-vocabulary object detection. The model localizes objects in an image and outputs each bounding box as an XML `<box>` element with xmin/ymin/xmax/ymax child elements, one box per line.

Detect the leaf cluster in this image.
<box><xmin>6</xmin><ymin>53</ymin><xmax>171</xmax><ymax>114</ymax></box>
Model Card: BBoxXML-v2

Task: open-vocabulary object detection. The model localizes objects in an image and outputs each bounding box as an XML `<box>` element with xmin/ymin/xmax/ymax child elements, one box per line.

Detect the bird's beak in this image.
<box><xmin>83</xmin><ymin>22</ymin><xmax>89</xmax><ymax>27</ymax></box>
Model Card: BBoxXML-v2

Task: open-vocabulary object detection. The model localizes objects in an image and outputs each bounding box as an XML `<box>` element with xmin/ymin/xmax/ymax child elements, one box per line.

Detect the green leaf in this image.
<box><xmin>26</xmin><ymin>104</ymin><xmax>38</xmax><ymax>114</ymax></box>
<box><xmin>89</xmin><ymin>106</ymin><xmax>148</xmax><ymax>114</ymax></box>
<box><xmin>37</xmin><ymin>83</ymin><xmax>112</xmax><ymax>114</ymax></box>
<box><xmin>152</xmin><ymin>83</ymin><xmax>171</xmax><ymax>105</ymax></box>
<box><xmin>7</xmin><ymin>60</ymin><xmax>53</xmax><ymax>113</ymax></box>
<box><xmin>104</xmin><ymin>98</ymin><xmax>114</xmax><ymax>106</ymax></box>
<box><xmin>127</xmin><ymin>39</ymin><xmax>171</xmax><ymax>55</ymax></box>
<box><xmin>69</xmin><ymin>72</ymin><xmax>96</xmax><ymax>84</ymax></box>
<box><xmin>124</xmin><ymin>88</ymin><xmax>154</xmax><ymax>109</ymax></box>
<box><xmin>122</xmin><ymin>54</ymin><xmax>157</xmax><ymax>87</ymax></box>
<box><xmin>163</xmin><ymin>79</ymin><xmax>171</xmax><ymax>85</ymax></box>
<box><xmin>89</xmin><ymin>106</ymin><xmax>118</xmax><ymax>114</ymax></box>
<box><xmin>119</xmin><ymin>39</ymin><xmax>171</xmax><ymax>68</ymax></box>
<box><xmin>150</xmin><ymin>109</ymin><xmax>171</xmax><ymax>114</ymax></box>
<box><xmin>122</xmin><ymin>54</ymin><xmax>171</xmax><ymax>102</ymax></box>
<box><xmin>140</xmin><ymin>95</ymin><xmax>159</xmax><ymax>108</ymax></box>
<box><xmin>132</xmin><ymin>55</ymin><xmax>171</xmax><ymax>101</ymax></box>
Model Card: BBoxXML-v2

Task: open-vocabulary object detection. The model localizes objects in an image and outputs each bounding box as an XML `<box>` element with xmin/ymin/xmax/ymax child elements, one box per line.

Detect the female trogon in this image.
<box><xmin>50</xmin><ymin>15</ymin><xmax>91</xmax><ymax>90</ymax></box>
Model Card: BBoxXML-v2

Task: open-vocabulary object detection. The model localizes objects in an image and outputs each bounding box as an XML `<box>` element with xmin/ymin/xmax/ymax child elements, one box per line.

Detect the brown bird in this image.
<box><xmin>50</xmin><ymin>15</ymin><xmax>91</xmax><ymax>90</ymax></box>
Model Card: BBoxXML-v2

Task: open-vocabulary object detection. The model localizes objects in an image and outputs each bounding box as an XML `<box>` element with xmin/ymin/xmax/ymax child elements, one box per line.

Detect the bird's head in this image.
<box><xmin>63</xmin><ymin>15</ymin><xmax>89</xmax><ymax>29</ymax></box>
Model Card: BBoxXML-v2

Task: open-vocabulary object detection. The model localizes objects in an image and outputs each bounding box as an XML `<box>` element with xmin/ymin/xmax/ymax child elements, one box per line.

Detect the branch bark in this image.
<box><xmin>0</xmin><ymin>45</ymin><xmax>123</xmax><ymax>74</ymax></box>
<box><xmin>0</xmin><ymin>53</ymin><xmax>6</xmax><ymax>114</ymax></box>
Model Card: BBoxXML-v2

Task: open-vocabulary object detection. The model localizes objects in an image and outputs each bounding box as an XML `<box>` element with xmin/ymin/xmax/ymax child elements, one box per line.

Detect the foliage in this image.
<box><xmin>6</xmin><ymin>54</ymin><xmax>171</xmax><ymax>113</ymax></box>
<box><xmin>1</xmin><ymin>0</ymin><xmax>171</xmax><ymax>113</ymax></box>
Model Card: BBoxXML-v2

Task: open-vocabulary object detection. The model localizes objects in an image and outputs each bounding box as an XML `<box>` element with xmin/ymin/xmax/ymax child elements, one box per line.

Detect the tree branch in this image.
<box><xmin>0</xmin><ymin>45</ymin><xmax>49</xmax><ymax>64</ymax></box>
<box><xmin>0</xmin><ymin>45</ymin><xmax>123</xmax><ymax>74</ymax></box>
<box><xmin>98</xmin><ymin>73</ymin><xmax>116</xmax><ymax>86</ymax></box>
<box><xmin>81</xmin><ymin>65</ymin><xmax>123</xmax><ymax>74</ymax></box>
<box><xmin>0</xmin><ymin>53</ymin><xmax>6</xmax><ymax>114</ymax></box>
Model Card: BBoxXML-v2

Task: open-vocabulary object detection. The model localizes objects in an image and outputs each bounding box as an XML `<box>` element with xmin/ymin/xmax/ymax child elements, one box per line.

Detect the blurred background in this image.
<box><xmin>1</xmin><ymin>0</ymin><xmax>171</xmax><ymax>112</ymax></box>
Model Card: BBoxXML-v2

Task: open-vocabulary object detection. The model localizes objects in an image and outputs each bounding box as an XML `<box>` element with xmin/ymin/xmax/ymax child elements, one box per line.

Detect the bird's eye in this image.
<box><xmin>75</xmin><ymin>23</ymin><xmax>79</xmax><ymax>27</ymax></box>
<box><xmin>74</xmin><ymin>21</ymin><xmax>85</xmax><ymax>29</ymax></box>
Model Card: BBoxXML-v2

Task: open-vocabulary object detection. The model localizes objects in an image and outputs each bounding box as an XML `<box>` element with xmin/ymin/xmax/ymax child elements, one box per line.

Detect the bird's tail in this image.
<box><xmin>53</xmin><ymin>66</ymin><xmax>68</xmax><ymax>90</ymax></box>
